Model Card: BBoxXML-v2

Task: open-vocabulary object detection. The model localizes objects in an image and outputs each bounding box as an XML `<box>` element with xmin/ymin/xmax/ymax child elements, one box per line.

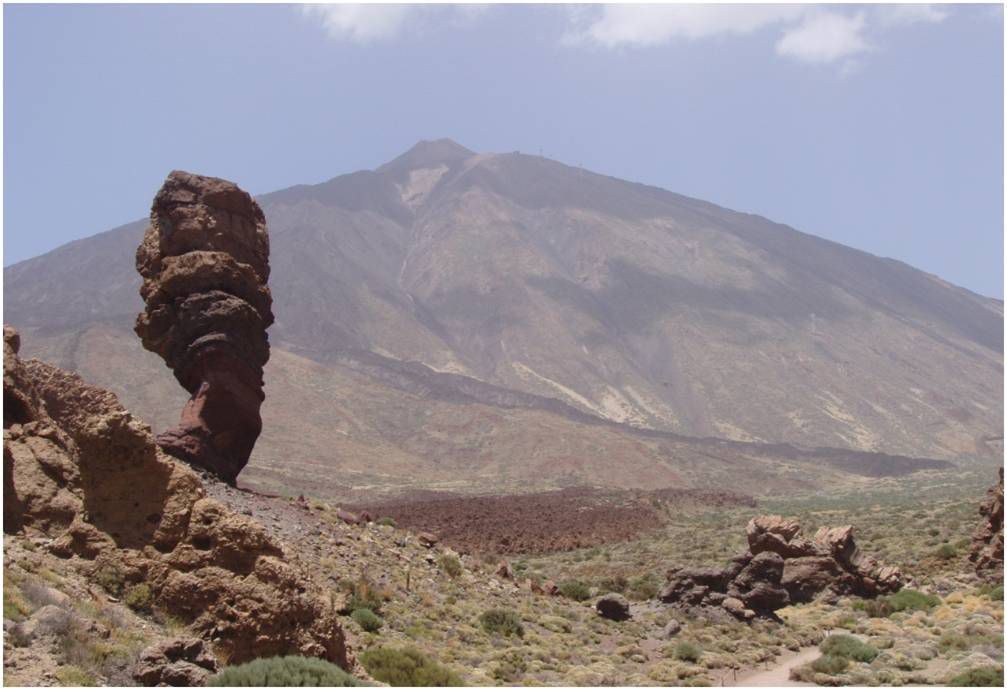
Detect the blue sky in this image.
<box><xmin>4</xmin><ymin>3</ymin><xmax>1003</xmax><ymax>297</ymax></box>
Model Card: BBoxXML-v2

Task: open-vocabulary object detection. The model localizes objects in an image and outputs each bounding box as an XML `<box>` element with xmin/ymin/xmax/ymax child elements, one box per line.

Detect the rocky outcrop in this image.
<box><xmin>969</xmin><ymin>469</ymin><xmax>1004</xmax><ymax>579</ymax></box>
<box><xmin>659</xmin><ymin>514</ymin><xmax>902</xmax><ymax>620</ymax></box>
<box><xmin>3</xmin><ymin>328</ymin><xmax>354</xmax><ymax>672</ymax></box>
<box><xmin>135</xmin><ymin>171</ymin><xmax>273</xmax><ymax>484</ymax></box>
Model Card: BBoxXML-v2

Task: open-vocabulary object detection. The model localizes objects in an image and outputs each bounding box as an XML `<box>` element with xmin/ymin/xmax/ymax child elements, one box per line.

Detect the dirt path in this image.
<box><xmin>717</xmin><ymin>645</ymin><xmax>819</xmax><ymax>687</ymax></box>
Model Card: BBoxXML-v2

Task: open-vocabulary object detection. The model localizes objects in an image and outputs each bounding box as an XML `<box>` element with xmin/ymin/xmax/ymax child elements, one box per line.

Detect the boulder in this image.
<box><xmin>133</xmin><ymin>637</ymin><xmax>219</xmax><ymax>687</ymax></box>
<box><xmin>747</xmin><ymin>515</ymin><xmax>803</xmax><ymax>555</ymax></box>
<box><xmin>495</xmin><ymin>561</ymin><xmax>514</xmax><ymax>580</ymax></box>
<box><xmin>134</xmin><ymin>171</ymin><xmax>273</xmax><ymax>484</ymax></box>
<box><xmin>735</xmin><ymin>551</ymin><xmax>785</xmax><ymax>588</ymax></box>
<box><xmin>418</xmin><ymin>532</ymin><xmax>439</xmax><ymax>548</ymax></box>
<box><xmin>782</xmin><ymin>556</ymin><xmax>844</xmax><ymax>603</ymax></box>
<box><xmin>662</xmin><ymin>619</ymin><xmax>682</xmax><ymax>638</ymax></box>
<box><xmin>721</xmin><ymin>597</ymin><xmax>755</xmax><ymax>620</ymax></box>
<box><xmin>595</xmin><ymin>593</ymin><xmax>631</xmax><ymax>621</ymax></box>
<box><xmin>738</xmin><ymin>580</ymin><xmax>790</xmax><ymax>613</ymax></box>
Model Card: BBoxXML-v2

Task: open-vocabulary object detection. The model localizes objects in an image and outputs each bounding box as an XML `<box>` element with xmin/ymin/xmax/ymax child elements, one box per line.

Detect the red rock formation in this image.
<box><xmin>3</xmin><ymin>327</ymin><xmax>354</xmax><ymax>671</ymax></box>
<box><xmin>660</xmin><ymin>514</ymin><xmax>902</xmax><ymax>620</ymax></box>
<box><xmin>969</xmin><ymin>469</ymin><xmax>1004</xmax><ymax>579</ymax></box>
<box><xmin>135</xmin><ymin>171</ymin><xmax>273</xmax><ymax>484</ymax></box>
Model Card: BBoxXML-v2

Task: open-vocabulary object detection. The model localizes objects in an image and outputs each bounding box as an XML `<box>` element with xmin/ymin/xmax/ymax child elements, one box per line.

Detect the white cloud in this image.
<box><xmin>875</xmin><ymin>4</ymin><xmax>949</xmax><ymax>27</ymax></box>
<box><xmin>302</xmin><ymin>4</ymin><xmax>490</xmax><ymax>44</ymax></box>
<box><xmin>776</xmin><ymin>10</ymin><xmax>869</xmax><ymax>64</ymax></box>
<box><xmin>563</xmin><ymin>3</ymin><xmax>952</xmax><ymax>72</ymax></box>
<box><xmin>565</xmin><ymin>4</ymin><xmax>805</xmax><ymax>48</ymax></box>
<box><xmin>302</xmin><ymin>4</ymin><xmax>413</xmax><ymax>43</ymax></box>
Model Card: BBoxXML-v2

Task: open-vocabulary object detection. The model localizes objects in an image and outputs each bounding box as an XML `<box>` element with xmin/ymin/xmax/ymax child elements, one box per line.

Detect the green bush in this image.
<box><xmin>376</xmin><ymin>517</ymin><xmax>397</xmax><ymax>528</ymax></box>
<box><xmin>359</xmin><ymin>647</ymin><xmax>462</xmax><ymax>686</ymax></box>
<box><xmin>123</xmin><ymin>584</ymin><xmax>153</xmax><ymax>613</ymax></box>
<box><xmin>935</xmin><ymin>543</ymin><xmax>957</xmax><ymax>560</ymax></box>
<box><xmin>438</xmin><ymin>554</ymin><xmax>462</xmax><ymax>579</ymax></box>
<box><xmin>208</xmin><ymin>656</ymin><xmax>365</xmax><ymax>686</ymax></box>
<box><xmin>479</xmin><ymin>608</ymin><xmax>524</xmax><ymax>637</ymax></box>
<box><xmin>820</xmin><ymin>634</ymin><xmax>878</xmax><ymax>662</ymax></box>
<box><xmin>351</xmin><ymin>608</ymin><xmax>383</xmax><ymax>633</ymax></box>
<box><xmin>558</xmin><ymin>579</ymin><xmax>591</xmax><ymax>601</ymax></box>
<box><xmin>811</xmin><ymin>654</ymin><xmax>849</xmax><ymax>675</ymax></box>
<box><xmin>948</xmin><ymin>666</ymin><xmax>1004</xmax><ymax>687</ymax></box>
<box><xmin>674</xmin><ymin>641</ymin><xmax>702</xmax><ymax>663</ymax></box>
<box><xmin>886</xmin><ymin>589</ymin><xmax>940</xmax><ymax>612</ymax></box>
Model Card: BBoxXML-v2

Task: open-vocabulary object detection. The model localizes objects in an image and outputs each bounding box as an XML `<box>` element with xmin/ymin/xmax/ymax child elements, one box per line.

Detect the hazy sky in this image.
<box><xmin>4</xmin><ymin>3</ymin><xmax>1004</xmax><ymax>297</ymax></box>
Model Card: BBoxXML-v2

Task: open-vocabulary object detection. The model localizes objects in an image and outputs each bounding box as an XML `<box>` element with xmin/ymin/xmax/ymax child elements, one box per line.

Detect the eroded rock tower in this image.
<box><xmin>135</xmin><ymin>171</ymin><xmax>273</xmax><ymax>483</ymax></box>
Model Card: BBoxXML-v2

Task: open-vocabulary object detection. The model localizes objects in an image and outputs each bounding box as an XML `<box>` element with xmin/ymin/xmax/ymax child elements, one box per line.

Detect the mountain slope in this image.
<box><xmin>4</xmin><ymin>139</ymin><xmax>1002</xmax><ymax>490</ymax></box>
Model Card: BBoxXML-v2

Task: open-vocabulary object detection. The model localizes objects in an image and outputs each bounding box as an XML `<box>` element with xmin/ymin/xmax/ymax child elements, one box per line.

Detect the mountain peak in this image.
<box><xmin>378</xmin><ymin>138</ymin><xmax>475</xmax><ymax>176</ymax></box>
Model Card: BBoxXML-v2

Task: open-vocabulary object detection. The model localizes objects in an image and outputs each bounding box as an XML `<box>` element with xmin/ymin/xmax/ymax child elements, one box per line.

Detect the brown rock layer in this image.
<box><xmin>135</xmin><ymin>171</ymin><xmax>273</xmax><ymax>483</ymax></box>
<box><xmin>3</xmin><ymin>328</ymin><xmax>353</xmax><ymax>671</ymax></box>
<box><xmin>969</xmin><ymin>469</ymin><xmax>1004</xmax><ymax>579</ymax></box>
<box><xmin>659</xmin><ymin>514</ymin><xmax>902</xmax><ymax>619</ymax></box>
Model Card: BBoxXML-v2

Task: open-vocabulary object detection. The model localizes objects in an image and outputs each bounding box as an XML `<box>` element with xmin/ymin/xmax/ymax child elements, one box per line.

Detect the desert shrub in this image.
<box><xmin>359</xmin><ymin>647</ymin><xmax>462</xmax><ymax>686</ymax></box>
<box><xmin>438</xmin><ymin>554</ymin><xmax>462</xmax><ymax>579</ymax></box>
<box><xmin>342</xmin><ymin>578</ymin><xmax>386</xmax><ymax>615</ymax></box>
<box><xmin>674</xmin><ymin>641</ymin><xmax>702</xmax><ymax>663</ymax></box>
<box><xmin>597</xmin><ymin>574</ymin><xmax>628</xmax><ymax>594</ymax></box>
<box><xmin>627</xmin><ymin>572</ymin><xmax>662</xmax><ymax>600</ymax></box>
<box><xmin>491</xmin><ymin>651</ymin><xmax>527</xmax><ymax>683</ymax></box>
<box><xmin>21</xmin><ymin>582</ymin><xmax>67</xmax><ymax>609</ymax></box>
<box><xmin>209</xmin><ymin>656</ymin><xmax>365</xmax><ymax>686</ymax></box>
<box><xmin>376</xmin><ymin>517</ymin><xmax>397</xmax><ymax>528</ymax></box>
<box><xmin>820</xmin><ymin>634</ymin><xmax>878</xmax><ymax>662</ymax></box>
<box><xmin>939</xmin><ymin>633</ymin><xmax>971</xmax><ymax>652</ymax></box>
<box><xmin>978</xmin><ymin>583</ymin><xmax>1003</xmax><ymax>601</ymax></box>
<box><xmin>124</xmin><ymin>584</ymin><xmax>153</xmax><ymax>613</ymax></box>
<box><xmin>558</xmin><ymin>579</ymin><xmax>591</xmax><ymax>601</ymax></box>
<box><xmin>93</xmin><ymin>563</ymin><xmax>126</xmax><ymax>596</ymax></box>
<box><xmin>948</xmin><ymin>666</ymin><xmax>1004</xmax><ymax>687</ymax></box>
<box><xmin>56</xmin><ymin>618</ymin><xmax>140</xmax><ymax>686</ymax></box>
<box><xmin>886</xmin><ymin>588</ymin><xmax>940</xmax><ymax>612</ymax></box>
<box><xmin>55</xmin><ymin>666</ymin><xmax>96</xmax><ymax>687</ymax></box>
<box><xmin>479</xmin><ymin>608</ymin><xmax>524</xmax><ymax>637</ymax></box>
<box><xmin>811</xmin><ymin>654</ymin><xmax>849</xmax><ymax>675</ymax></box>
<box><xmin>351</xmin><ymin>608</ymin><xmax>383</xmax><ymax>633</ymax></box>
<box><xmin>3</xmin><ymin>587</ymin><xmax>32</xmax><ymax>621</ymax></box>
<box><xmin>539</xmin><ymin>615</ymin><xmax>572</xmax><ymax>633</ymax></box>
<box><xmin>934</xmin><ymin>543</ymin><xmax>957</xmax><ymax>560</ymax></box>
<box><xmin>859</xmin><ymin>597</ymin><xmax>895</xmax><ymax>618</ymax></box>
